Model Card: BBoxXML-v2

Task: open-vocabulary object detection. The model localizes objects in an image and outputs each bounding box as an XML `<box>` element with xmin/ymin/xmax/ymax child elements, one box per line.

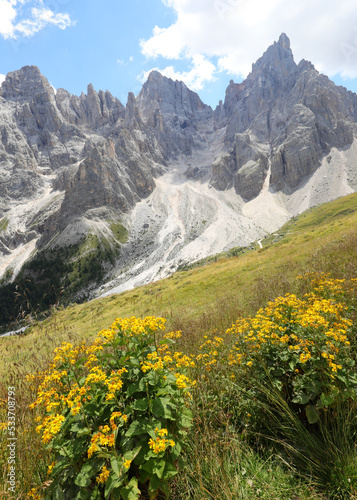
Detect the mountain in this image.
<box><xmin>1</xmin><ymin>33</ymin><xmax>357</xmax><ymax>325</ymax></box>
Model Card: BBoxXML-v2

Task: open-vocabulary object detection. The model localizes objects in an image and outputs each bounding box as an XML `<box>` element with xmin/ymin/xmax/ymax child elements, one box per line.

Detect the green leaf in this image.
<box><xmin>154</xmin><ymin>459</ymin><xmax>166</xmax><ymax>479</ymax></box>
<box><xmin>139</xmin><ymin>377</ymin><xmax>148</xmax><ymax>391</ymax></box>
<box><xmin>292</xmin><ymin>392</ymin><xmax>310</xmax><ymax>404</ymax></box>
<box><xmin>121</xmin><ymin>477</ymin><xmax>141</xmax><ymax>500</ymax></box>
<box><xmin>53</xmin><ymin>485</ymin><xmax>66</xmax><ymax>500</ymax></box>
<box><xmin>131</xmin><ymin>398</ymin><xmax>149</xmax><ymax>411</ymax></box>
<box><xmin>124</xmin><ymin>446</ymin><xmax>142</xmax><ymax>462</ymax></box>
<box><xmin>180</xmin><ymin>407</ymin><xmax>193</xmax><ymax>428</ymax></box>
<box><xmin>335</xmin><ymin>373</ymin><xmax>348</xmax><ymax>384</ymax></box>
<box><xmin>127</xmin><ymin>382</ymin><xmax>140</xmax><ymax>397</ymax></box>
<box><xmin>141</xmin><ymin>458</ymin><xmax>166</xmax><ymax>479</ymax></box>
<box><xmin>162</xmin><ymin>461</ymin><xmax>178</xmax><ymax>480</ymax></box>
<box><xmin>80</xmin><ymin>459</ymin><xmax>103</xmax><ymax>478</ymax></box>
<box><xmin>152</xmin><ymin>397</ymin><xmax>173</xmax><ymax>418</ymax></box>
<box><xmin>160</xmin><ymin>338</ymin><xmax>175</xmax><ymax>345</ymax></box>
<box><xmin>74</xmin><ymin>473</ymin><xmax>91</xmax><ymax>487</ymax></box>
<box><xmin>104</xmin><ymin>475</ymin><xmax>124</xmax><ymax>499</ymax></box>
<box><xmin>148</xmin><ymin>474</ymin><xmax>169</xmax><ymax>497</ymax></box>
<box><xmin>129</xmin><ymin>357</ymin><xmax>140</xmax><ymax>366</ymax></box>
<box><xmin>74</xmin><ymin>489</ymin><xmax>96</xmax><ymax>500</ymax></box>
<box><xmin>146</xmin><ymin>371</ymin><xmax>159</xmax><ymax>386</ymax></box>
<box><xmin>125</xmin><ymin>419</ymin><xmax>149</xmax><ymax>437</ymax></box>
<box><xmin>111</xmin><ymin>456</ymin><xmax>123</xmax><ymax>477</ymax></box>
<box><xmin>306</xmin><ymin>405</ymin><xmax>319</xmax><ymax>424</ymax></box>
<box><xmin>320</xmin><ymin>392</ymin><xmax>334</xmax><ymax>406</ymax></box>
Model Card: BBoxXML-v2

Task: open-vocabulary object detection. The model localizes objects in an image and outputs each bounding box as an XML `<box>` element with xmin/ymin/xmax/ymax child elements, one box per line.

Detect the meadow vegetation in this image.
<box><xmin>1</xmin><ymin>193</ymin><xmax>357</xmax><ymax>498</ymax></box>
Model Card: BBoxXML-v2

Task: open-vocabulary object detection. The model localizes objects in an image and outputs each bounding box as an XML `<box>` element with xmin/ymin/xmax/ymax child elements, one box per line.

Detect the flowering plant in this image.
<box><xmin>28</xmin><ymin>316</ymin><xmax>194</xmax><ymax>499</ymax></box>
<box><xmin>227</xmin><ymin>274</ymin><xmax>357</xmax><ymax>424</ymax></box>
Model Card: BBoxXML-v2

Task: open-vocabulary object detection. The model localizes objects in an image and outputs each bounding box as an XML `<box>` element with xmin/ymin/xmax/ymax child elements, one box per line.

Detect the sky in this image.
<box><xmin>0</xmin><ymin>0</ymin><xmax>357</xmax><ymax>108</ymax></box>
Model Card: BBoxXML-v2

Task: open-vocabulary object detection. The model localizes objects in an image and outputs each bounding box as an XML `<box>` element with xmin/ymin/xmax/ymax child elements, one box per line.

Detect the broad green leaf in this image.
<box><xmin>124</xmin><ymin>446</ymin><xmax>142</xmax><ymax>462</ymax></box>
<box><xmin>306</xmin><ymin>405</ymin><xmax>319</xmax><ymax>424</ymax></box>
<box><xmin>162</xmin><ymin>461</ymin><xmax>179</xmax><ymax>479</ymax></box>
<box><xmin>111</xmin><ymin>456</ymin><xmax>123</xmax><ymax>477</ymax></box>
<box><xmin>74</xmin><ymin>473</ymin><xmax>91</xmax><ymax>487</ymax></box>
<box><xmin>320</xmin><ymin>392</ymin><xmax>334</xmax><ymax>406</ymax></box>
<box><xmin>79</xmin><ymin>459</ymin><xmax>103</xmax><ymax>479</ymax></box>
<box><xmin>148</xmin><ymin>474</ymin><xmax>169</xmax><ymax>497</ymax></box>
<box><xmin>154</xmin><ymin>459</ymin><xmax>166</xmax><ymax>479</ymax></box>
<box><xmin>53</xmin><ymin>485</ymin><xmax>66</xmax><ymax>500</ymax></box>
<box><xmin>131</xmin><ymin>398</ymin><xmax>149</xmax><ymax>411</ymax></box>
<box><xmin>141</xmin><ymin>457</ymin><xmax>156</xmax><ymax>474</ymax></box>
<box><xmin>74</xmin><ymin>489</ymin><xmax>95</xmax><ymax>500</ymax></box>
<box><xmin>125</xmin><ymin>419</ymin><xmax>148</xmax><ymax>437</ymax></box>
<box><xmin>152</xmin><ymin>397</ymin><xmax>173</xmax><ymax>418</ymax></box>
<box><xmin>292</xmin><ymin>392</ymin><xmax>310</xmax><ymax>404</ymax></box>
<box><xmin>127</xmin><ymin>382</ymin><xmax>140</xmax><ymax>397</ymax></box>
<box><xmin>104</xmin><ymin>475</ymin><xmax>124</xmax><ymax>499</ymax></box>
<box><xmin>138</xmin><ymin>377</ymin><xmax>148</xmax><ymax>391</ymax></box>
<box><xmin>121</xmin><ymin>477</ymin><xmax>141</xmax><ymax>500</ymax></box>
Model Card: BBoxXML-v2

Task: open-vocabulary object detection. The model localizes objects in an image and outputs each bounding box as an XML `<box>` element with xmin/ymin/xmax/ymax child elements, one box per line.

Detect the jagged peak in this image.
<box><xmin>0</xmin><ymin>64</ymin><xmax>54</xmax><ymax>101</ymax></box>
<box><xmin>250</xmin><ymin>33</ymin><xmax>297</xmax><ymax>76</ymax></box>
<box><xmin>278</xmin><ymin>32</ymin><xmax>290</xmax><ymax>50</ymax></box>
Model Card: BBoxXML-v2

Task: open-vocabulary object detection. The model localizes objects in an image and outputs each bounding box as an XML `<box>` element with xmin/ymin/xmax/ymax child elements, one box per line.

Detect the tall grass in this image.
<box><xmin>1</xmin><ymin>194</ymin><xmax>357</xmax><ymax>498</ymax></box>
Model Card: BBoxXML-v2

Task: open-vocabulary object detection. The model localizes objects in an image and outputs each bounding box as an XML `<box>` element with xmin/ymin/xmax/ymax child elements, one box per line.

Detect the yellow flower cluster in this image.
<box><xmin>36</xmin><ymin>414</ymin><xmax>65</xmax><ymax>444</ymax></box>
<box><xmin>28</xmin><ymin>487</ymin><xmax>43</xmax><ymax>499</ymax></box>
<box><xmin>138</xmin><ymin>332</ymin><xmax>196</xmax><ymax>393</ymax></box>
<box><xmin>226</xmin><ymin>287</ymin><xmax>351</xmax><ymax>376</ymax></box>
<box><xmin>96</xmin><ymin>465</ymin><xmax>110</xmax><ymax>484</ymax></box>
<box><xmin>175</xmin><ymin>373</ymin><xmax>191</xmax><ymax>389</ymax></box>
<box><xmin>193</xmin><ymin>275</ymin><xmax>356</xmax><ymax>391</ymax></box>
<box><xmin>148</xmin><ymin>427</ymin><xmax>175</xmax><ymax>454</ymax></box>
<box><xmin>109</xmin><ymin>411</ymin><xmax>128</xmax><ymax>430</ymax></box>
<box><xmin>141</xmin><ymin>351</ymin><xmax>165</xmax><ymax>372</ymax></box>
<box><xmin>88</xmin><ymin>426</ymin><xmax>115</xmax><ymax>458</ymax></box>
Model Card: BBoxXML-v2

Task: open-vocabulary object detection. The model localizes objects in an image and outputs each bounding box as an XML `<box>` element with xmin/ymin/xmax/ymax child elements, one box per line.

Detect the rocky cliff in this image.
<box><xmin>1</xmin><ymin>34</ymin><xmax>357</xmax><ymax>324</ymax></box>
<box><xmin>210</xmin><ymin>33</ymin><xmax>357</xmax><ymax>200</ymax></box>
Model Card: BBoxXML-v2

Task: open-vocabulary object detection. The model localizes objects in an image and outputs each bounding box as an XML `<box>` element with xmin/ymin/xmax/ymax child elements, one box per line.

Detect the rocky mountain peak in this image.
<box><xmin>278</xmin><ymin>32</ymin><xmax>290</xmax><ymax>49</ymax></box>
<box><xmin>249</xmin><ymin>32</ymin><xmax>298</xmax><ymax>85</ymax></box>
<box><xmin>138</xmin><ymin>70</ymin><xmax>210</xmax><ymax>124</ymax></box>
<box><xmin>137</xmin><ymin>70</ymin><xmax>213</xmax><ymax>158</ymax></box>
<box><xmin>0</xmin><ymin>65</ymin><xmax>54</xmax><ymax>102</ymax></box>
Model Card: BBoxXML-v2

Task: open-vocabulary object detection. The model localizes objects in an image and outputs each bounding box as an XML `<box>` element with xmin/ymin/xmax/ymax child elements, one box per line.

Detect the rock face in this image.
<box><xmin>213</xmin><ymin>33</ymin><xmax>357</xmax><ymax>199</ymax></box>
<box><xmin>1</xmin><ymin>34</ymin><xmax>357</xmax><ymax>315</ymax></box>
<box><xmin>137</xmin><ymin>70</ymin><xmax>213</xmax><ymax>158</ymax></box>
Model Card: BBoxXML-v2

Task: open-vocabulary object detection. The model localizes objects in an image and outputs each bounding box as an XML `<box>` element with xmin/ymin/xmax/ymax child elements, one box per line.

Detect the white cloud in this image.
<box><xmin>0</xmin><ymin>0</ymin><xmax>17</xmax><ymax>38</ymax></box>
<box><xmin>140</xmin><ymin>0</ymin><xmax>357</xmax><ymax>87</ymax></box>
<box><xmin>117</xmin><ymin>56</ymin><xmax>134</xmax><ymax>65</ymax></box>
<box><xmin>140</xmin><ymin>54</ymin><xmax>216</xmax><ymax>91</ymax></box>
<box><xmin>0</xmin><ymin>0</ymin><xmax>75</xmax><ymax>40</ymax></box>
<box><xmin>0</xmin><ymin>74</ymin><xmax>6</xmax><ymax>85</ymax></box>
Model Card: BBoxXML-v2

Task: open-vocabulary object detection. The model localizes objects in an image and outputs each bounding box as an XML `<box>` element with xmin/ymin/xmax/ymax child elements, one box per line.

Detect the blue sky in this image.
<box><xmin>1</xmin><ymin>0</ymin><xmax>357</xmax><ymax>108</ymax></box>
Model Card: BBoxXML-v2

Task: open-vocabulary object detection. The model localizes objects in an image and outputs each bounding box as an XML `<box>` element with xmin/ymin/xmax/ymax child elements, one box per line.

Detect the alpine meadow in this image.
<box><xmin>1</xmin><ymin>31</ymin><xmax>357</xmax><ymax>499</ymax></box>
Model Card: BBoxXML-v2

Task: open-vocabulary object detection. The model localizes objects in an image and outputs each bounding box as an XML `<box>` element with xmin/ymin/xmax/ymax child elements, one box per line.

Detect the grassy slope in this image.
<box><xmin>1</xmin><ymin>192</ymin><xmax>357</xmax><ymax>377</ymax></box>
<box><xmin>2</xmin><ymin>193</ymin><xmax>357</xmax><ymax>499</ymax></box>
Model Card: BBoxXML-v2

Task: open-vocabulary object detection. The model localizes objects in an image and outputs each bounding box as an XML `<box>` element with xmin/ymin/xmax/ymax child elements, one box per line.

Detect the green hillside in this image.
<box><xmin>3</xmin><ymin>192</ymin><xmax>357</xmax><ymax>368</ymax></box>
<box><xmin>1</xmin><ymin>192</ymin><xmax>357</xmax><ymax>499</ymax></box>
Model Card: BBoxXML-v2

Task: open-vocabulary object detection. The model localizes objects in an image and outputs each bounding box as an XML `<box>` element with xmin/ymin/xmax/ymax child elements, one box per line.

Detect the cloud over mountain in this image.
<box><xmin>141</xmin><ymin>0</ymin><xmax>357</xmax><ymax>89</ymax></box>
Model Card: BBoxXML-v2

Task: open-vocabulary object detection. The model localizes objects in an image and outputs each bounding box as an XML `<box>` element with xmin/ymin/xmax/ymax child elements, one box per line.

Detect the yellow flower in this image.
<box><xmin>124</xmin><ymin>459</ymin><xmax>132</xmax><ymax>469</ymax></box>
<box><xmin>96</xmin><ymin>465</ymin><xmax>110</xmax><ymax>484</ymax></box>
<box><xmin>47</xmin><ymin>462</ymin><xmax>56</xmax><ymax>475</ymax></box>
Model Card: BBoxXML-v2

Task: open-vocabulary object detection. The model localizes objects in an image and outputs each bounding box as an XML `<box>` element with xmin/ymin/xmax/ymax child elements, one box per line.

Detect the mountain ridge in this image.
<box><xmin>1</xmin><ymin>33</ymin><xmax>357</xmax><ymax>324</ymax></box>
